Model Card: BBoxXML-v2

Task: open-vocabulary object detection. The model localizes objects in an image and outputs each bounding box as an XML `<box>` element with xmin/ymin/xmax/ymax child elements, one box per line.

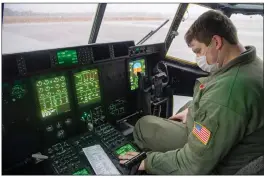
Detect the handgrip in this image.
<box><xmin>124</xmin><ymin>152</ymin><xmax>147</xmax><ymax>168</ymax></box>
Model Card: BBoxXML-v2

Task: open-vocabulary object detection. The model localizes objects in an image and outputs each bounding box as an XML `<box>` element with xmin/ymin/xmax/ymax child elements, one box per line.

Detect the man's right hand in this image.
<box><xmin>169</xmin><ymin>108</ymin><xmax>189</xmax><ymax>124</ymax></box>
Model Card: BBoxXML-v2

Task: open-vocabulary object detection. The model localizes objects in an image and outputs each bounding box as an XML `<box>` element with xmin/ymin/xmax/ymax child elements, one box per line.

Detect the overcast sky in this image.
<box><xmin>4</xmin><ymin>3</ymin><xmax>210</xmax><ymax>14</ymax></box>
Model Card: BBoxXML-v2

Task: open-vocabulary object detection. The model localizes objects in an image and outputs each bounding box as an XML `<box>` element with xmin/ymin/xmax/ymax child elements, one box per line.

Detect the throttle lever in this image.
<box><xmin>124</xmin><ymin>152</ymin><xmax>147</xmax><ymax>168</ymax></box>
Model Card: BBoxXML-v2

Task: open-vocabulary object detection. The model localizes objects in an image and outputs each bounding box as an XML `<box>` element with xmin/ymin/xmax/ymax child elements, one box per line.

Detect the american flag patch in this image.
<box><xmin>192</xmin><ymin>122</ymin><xmax>211</xmax><ymax>145</ymax></box>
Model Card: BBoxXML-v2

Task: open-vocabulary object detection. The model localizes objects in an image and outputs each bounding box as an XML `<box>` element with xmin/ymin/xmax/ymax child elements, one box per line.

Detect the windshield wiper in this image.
<box><xmin>136</xmin><ymin>19</ymin><xmax>169</xmax><ymax>45</ymax></box>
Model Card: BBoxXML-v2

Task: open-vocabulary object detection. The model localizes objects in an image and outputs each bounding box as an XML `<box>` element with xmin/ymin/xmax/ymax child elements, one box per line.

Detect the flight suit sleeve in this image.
<box><xmin>144</xmin><ymin>100</ymin><xmax>245</xmax><ymax>175</ymax></box>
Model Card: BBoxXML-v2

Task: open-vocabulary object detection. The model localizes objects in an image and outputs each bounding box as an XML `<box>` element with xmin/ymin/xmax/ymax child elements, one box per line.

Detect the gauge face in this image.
<box><xmin>36</xmin><ymin>75</ymin><xmax>71</xmax><ymax>119</ymax></box>
<box><xmin>11</xmin><ymin>84</ymin><xmax>26</xmax><ymax>99</ymax></box>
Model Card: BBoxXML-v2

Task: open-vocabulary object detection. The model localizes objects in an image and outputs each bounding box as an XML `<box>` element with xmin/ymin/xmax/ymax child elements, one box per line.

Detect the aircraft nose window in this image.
<box><xmin>96</xmin><ymin>4</ymin><xmax>179</xmax><ymax>45</ymax></box>
<box><xmin>2</xmin><ymin>4</ymin><xmax>98</xmax><ymax>54</ymax></box>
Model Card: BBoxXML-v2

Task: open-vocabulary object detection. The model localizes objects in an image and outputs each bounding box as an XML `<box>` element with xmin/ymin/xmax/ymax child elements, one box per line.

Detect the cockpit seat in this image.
<box><xmin>235</xmin><ymin>155</ymin><xmax>264</xmax><ymax>175</ymax></box>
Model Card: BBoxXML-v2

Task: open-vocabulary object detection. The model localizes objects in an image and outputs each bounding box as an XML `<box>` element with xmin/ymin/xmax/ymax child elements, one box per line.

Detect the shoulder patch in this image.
<box><xmin>199</xmin><ymin>84</ymin><xmax>205</xmax><ymax>90</ymax></box>
<box><xmin>192</xmin><ymin>122</ymin><xmax>211</xmax><ymax>145</ymax></box>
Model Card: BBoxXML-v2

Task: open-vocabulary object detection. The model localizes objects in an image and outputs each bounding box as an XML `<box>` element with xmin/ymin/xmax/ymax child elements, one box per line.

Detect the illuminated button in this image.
<box><xmin>81</xmin><ymin>116</ymin><xmax>85</xmax><ymax>122</ymax></box>
<box><xmin>54</xmin><ymin>78</ymin><xmax>59</xmax><ymax>83</ymax></box>
<box><xmin>11</xmin><ymin>85</ymin><xmax>26</xmax><ymax>99</ymax></box>
<box><xmin>63</xmin><ymin>141</ymin><xmax>69</xmax><ymax>148</ymax></box>
<box><xmin>45</xmin><ymin>86</ymin><xmax>50</xmax><ymax>91</ymax></box>
<box><xmin>65</xmin><ymin>118</ymin><xmax>72</xmax><ymax>125</ymax></box>
<box><xmin>44</xmin><ymin>80</ymin><xmax>49</xmax><ymax>85</ymax></box>
<box><xmin>48</xmin><ymin>148</ymin><xmax>53</xmax><ymax>154</ymax></box>
<box><xmin>46</xmin><ymin>125</ymin><xmax>54</xmax><ymax>132</ymax></box>
<box><xmin>56</xmin><ymin>122</ymin><xmax>62</xmax><ymax>129</ymax></box>
<box><xmin>60</xmin><ymin>77</ymin><xmax>65</xmax><ymax>81</ymax></box>
<box><xmin>57</xmin><ymin>130</ymin><xmax>65</xmax><ymax>139</ymax></box>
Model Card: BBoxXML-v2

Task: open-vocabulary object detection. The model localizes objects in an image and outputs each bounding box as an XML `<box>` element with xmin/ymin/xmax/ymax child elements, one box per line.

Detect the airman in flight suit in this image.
<box><xmin>119</xmin><ymin>10</ymin><xmax>264</xmax><ymax>175</ymax></box>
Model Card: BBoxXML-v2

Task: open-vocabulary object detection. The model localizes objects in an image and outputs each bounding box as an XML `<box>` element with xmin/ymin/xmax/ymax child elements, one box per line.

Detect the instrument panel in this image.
<box><xmin>2</xmin><ymin>40</ymin><xmax>165</xmax><ymax>174</ymax></box>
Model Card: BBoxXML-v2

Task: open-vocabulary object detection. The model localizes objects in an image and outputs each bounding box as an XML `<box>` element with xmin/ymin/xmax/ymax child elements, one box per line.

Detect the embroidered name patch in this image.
<box><xmin>192</xmin><ymin>122</ymin><xmax>211</xmax><ymax>145</ymax></box>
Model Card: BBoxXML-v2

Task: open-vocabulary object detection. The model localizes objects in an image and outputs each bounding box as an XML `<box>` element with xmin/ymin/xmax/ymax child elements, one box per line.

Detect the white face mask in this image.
<box><xmin>195</xmin><ymin>40</ymin><xmax>221</xmax><ymax>73</ymax></box>
<box><xmin>196</xmin><ymin>55</ymin><xmax>218</xmax><ymax>73</ymax></box>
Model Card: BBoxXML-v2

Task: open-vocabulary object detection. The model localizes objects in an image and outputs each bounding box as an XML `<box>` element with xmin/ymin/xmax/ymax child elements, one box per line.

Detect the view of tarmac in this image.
<box><xmin>2</xmin><ymin>4</ymin><xmax>263</xmax><ymax>62</ymax></box>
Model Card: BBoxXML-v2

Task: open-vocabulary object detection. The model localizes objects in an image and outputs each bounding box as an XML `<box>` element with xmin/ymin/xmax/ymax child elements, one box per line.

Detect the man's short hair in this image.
<box><xmin>184</xmin><ymin>10</ymin><xmax>238</xmax><ymax>47</ymax></box>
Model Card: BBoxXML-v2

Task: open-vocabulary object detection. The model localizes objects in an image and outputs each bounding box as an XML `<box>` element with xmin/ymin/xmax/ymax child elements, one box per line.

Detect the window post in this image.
<box><xmin>88</xmin><ymin>3</ymin><xmax>107</xmax><ymax>44</ymax></box>
<box><xmin>164</xmin><ymin>3</ymin><xmax>189</xmax><ymax>53</ymax></box>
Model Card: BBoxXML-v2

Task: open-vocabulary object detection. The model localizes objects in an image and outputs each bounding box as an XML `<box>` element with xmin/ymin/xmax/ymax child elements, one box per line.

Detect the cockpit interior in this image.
<box><xmin>2</xmin><ymin>3</ymin><xmax>263</xmax><ymax>175</ymax></box>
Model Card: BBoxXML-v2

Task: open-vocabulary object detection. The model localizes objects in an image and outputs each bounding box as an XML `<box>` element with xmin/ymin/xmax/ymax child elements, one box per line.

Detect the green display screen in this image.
<box><xmin>115</xmin><ymin>144</ymin><xmax>137</xmax><ymax>156</ymax></box>
<box><xmin>129</xmin><ymin>59</ymin><xmax>146</xmax><ymax>90</ymax></box>
<box><xmin>36</xmin><ymin>76</ymin><xmax>70</xmax><ymax>118</ymax></box>
<box><xmin>57</xmin><ymin>50</ymin><xmax>78</xmax><ymax>65</ymax></box>
<box><xmin>73</xmin><ymin>168</ymin><xmax>90</xmax><ymax>175</ymax></box>
<box><xmin>74</xmin><ymin>69</ymin><xmax>101</xmax><ymax>106</ymax></box>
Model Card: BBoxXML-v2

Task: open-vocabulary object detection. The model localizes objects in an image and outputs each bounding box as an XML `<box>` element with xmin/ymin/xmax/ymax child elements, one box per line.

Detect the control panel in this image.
<box><xmin>33</xmin><ymin>73</ymin><xmax>77</xmax><ymax>145</ymax></box>
<box><xmin>129</xmin><ymin>42</ymin><xmax>165</xmax><ymax>57</ymax></box>
<box><xmin>95</xmin><ymin>123</ymin><xmax>127</xmax><ymax>150</ymax></box>
<box><xmin>2</xmin><ymin>80</ymin><xmax>33</xmax><ymax>127</ymax></box>
<box><xmin>16</xmin><ymin>56</ymin><xmax>27</xmax><ymax>76</ymax></box>
<box><xmin>108</xmin><ymin>98</ymin><xmax>127</xmax><ymax>117</ymax></box>
<box><xmin>45</xmin><ymin>133</ymin><xmax>97</xmax><ymax>175</ymax></box>
<box><xmin>45</xmin><ymin>125</ymin><xmax>138</xmax><ymax>175</ymax></box>
<box><xmin>2</xmin><ymin>41</ymin><xmax>165</xmax><ymax>175</ymax></box>
<box><xmin>77</xmin><ymin>46</ymin><xmax>94</xmax><ymax>65</ymax></box>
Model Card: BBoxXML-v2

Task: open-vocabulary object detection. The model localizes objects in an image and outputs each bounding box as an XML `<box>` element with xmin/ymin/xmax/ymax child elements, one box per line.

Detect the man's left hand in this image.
<box><xmin>118</xmin><ymin>152</ymin><xmax>145</xmax><ymax>171</ymax></box>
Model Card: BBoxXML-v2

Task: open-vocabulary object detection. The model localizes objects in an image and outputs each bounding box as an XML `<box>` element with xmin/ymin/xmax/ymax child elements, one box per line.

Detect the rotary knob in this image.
<box><xmin>46</xmin><ymin>125</ymin><xmax>54</xmax><ymax>132</ymax></box>
<box><xmin>57</xmin><ymin>130</ymin><xmax>65</xmax><ymax>139</ymax></box>
<box><xmin>56</xmin><ymin>122</ymin><xmax>62</xmax><ymax>129</ymax></box>
<box><xmin>65</xmin><ymin>118</ymin><xmax>72</xmax><ymax>125</ymax></box>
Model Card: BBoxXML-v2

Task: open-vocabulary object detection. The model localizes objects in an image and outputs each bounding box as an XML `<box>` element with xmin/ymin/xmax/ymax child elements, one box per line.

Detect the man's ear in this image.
<box><xmin>212</xmin><ymin>35</ymin><xmax>223</xmax><ymax>50</ymax></box>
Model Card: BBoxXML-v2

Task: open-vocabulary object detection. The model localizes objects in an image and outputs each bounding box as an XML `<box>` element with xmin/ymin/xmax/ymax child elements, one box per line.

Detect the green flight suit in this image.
<box><xmin>133</xmin><ymin>46</ymin><xmax>264</xmax><ymax>175</ymax></box>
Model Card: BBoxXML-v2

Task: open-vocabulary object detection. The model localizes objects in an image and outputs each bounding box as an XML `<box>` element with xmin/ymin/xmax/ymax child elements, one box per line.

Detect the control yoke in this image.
<box><xmin>138</xmin><ymin>61</ymin><xmax>171</xmax><ymax>117</ymax></box>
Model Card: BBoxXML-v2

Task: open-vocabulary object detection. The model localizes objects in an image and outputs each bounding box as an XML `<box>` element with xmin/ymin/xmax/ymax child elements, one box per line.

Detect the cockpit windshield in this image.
<box><xmin>166</xmin><ymin>4</ymin><xmax>263</xmax><ymax>63</ymax></box>
<box><xmin>2</xmin><ymin>4</ymin><xmax>98</xmax><ymax>54</ymax></box>
<box><xmin>2</xmin><ymin>3</ymin><xmax>180</xmax><ymax>55</ymax></box>
<box><xmin>2</xmin><ymin>3</ymin><xmax>263</xmax><ymax>62</ymax></box>
<box><xmin>96</xmin><ymin>4</ymin><xmax>179</xmax><ymax>45</ymax></box>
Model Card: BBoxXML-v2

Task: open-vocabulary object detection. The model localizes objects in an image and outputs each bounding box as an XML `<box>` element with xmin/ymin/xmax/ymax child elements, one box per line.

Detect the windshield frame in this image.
<box><xmin>88</xmin><ymin>3</ymin><xmax>107</xmax><ymax>44</ymax></box>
